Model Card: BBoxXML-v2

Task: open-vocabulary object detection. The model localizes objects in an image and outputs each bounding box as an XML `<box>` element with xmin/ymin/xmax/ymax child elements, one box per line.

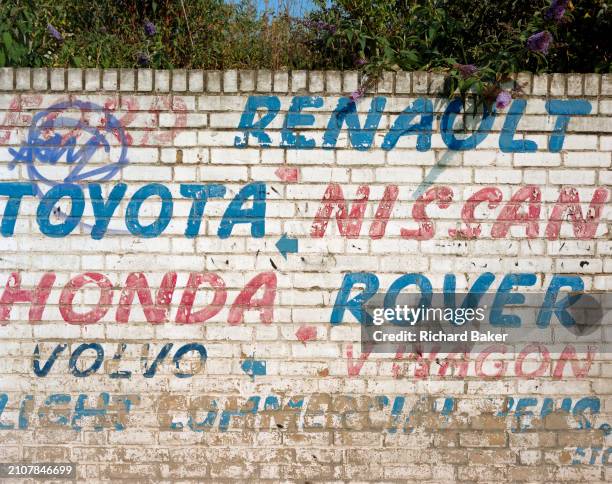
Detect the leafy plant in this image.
<box><xmin>306</xmin><ymin>0</ymin><xmax>610</xmax><ymax>107</ymax></box>
<box><xmin>0</xmin><ymin>0</ymin><xmax>609</xmax><ymax>105</ymax></box>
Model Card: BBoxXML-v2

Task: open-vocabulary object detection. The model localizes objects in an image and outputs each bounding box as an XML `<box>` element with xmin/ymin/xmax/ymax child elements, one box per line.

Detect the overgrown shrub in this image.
<box><xmin>0</xmin><ymin>0</ymin><xmax>313</xmax><ymax>69</ymax></box>
<box><xmin>309</xmin><ymin>0</ymin><xmax>610</xmax><ymax>103</ymax></box>
<box><xmin>0</xmin><ymin>0</ymin><xmax>609</xmax><ymax>104</ymax></box>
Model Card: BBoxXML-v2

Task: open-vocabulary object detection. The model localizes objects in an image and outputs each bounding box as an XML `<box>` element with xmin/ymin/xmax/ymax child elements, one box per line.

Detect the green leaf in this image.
<box><xmin>2</xmin><ymin>31</ymin><xmax>12</xmax><ymax>50</ymax></box>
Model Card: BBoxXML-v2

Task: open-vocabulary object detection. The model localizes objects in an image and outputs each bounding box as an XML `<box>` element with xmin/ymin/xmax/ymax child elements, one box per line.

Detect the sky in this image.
<box><xmin>228</xmin><ymin>0</ymin><xmax>320</xmax><ymax>17</ymax></box>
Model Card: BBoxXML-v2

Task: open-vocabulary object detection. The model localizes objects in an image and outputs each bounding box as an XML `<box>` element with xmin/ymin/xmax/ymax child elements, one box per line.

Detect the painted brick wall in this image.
<box><xmin>0</xmin><ymin>68</ymin><xmax>610</xmax><ymax>482</ymax></box>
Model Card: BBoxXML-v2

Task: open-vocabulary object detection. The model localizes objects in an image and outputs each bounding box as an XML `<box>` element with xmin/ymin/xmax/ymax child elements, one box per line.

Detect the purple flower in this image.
<box><xmin>526</xmin><ymin>31</ymin><xmax>553</xmax><ymax>54</ymax></box>
<box><xmin>47</xmin><ymin>24</ymin><xmax>63</xmax><ymax>42</ymax></box>
<box><xmin>137</xmin><ymin>52</ymin><xmax>150</xmax><ymax>67</ymax></box>
<box><xmin>495</xmin><ymin>90</ymin><xmax>512</xmax><ymax>110</ymax></box>
<box><xmin>298</xmin><ymin>19</ymin><xmax>314</xmax><ymax>28</ymax></box>
<box><xmin>355</xmin><ymin>57</ymin><xmax>367</xmax><ymax>67</ymax></box>
<box><xmin>455</xmin><ymin>63</ymin><xmax>478</xmax><ymax>78</ymax></box>
<box><xmin>545</xmin><ymin>0</ymin><xmax>568</xmax><ymax>21</ymax></box>
<box><xmin>299</xmin><ymin>18</ymin><xmax>336</xmax><ymax>33</ymax></box>
<box><xmin>144</xmin><ymin>20</ymin><xmax>156</xmax><ymax>37</ymax></box>
<box><xmin>349</xmin><ymin>88</ymin><xmax>364</xmax><ymax>102</ymax></box>
<box><xmin>317</xmin><ymin>20</ymin><xmax>336</xmax><ymax>33</ymax></box>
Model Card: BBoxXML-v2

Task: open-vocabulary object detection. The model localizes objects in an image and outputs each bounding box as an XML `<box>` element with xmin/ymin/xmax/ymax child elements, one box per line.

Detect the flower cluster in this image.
<box><xmin>459</xmin><ymin>0</ymin><xmax>565</xmax><ymax>111</ymax></box>
<box><xmin>144</xmin><ymin>20</ymin><xmax>156</xmax><ymax>37</ymax></box>
<box><xmin>137</xmin><ymin>52</ymin><xmax>150</xmax><ymax>67</ymax></box>
<box><xmin>454</xmin><ymin>63</ymin><xmax>478</xmax><ymax>78</ymax></box>
<box><xmin>495</xmin><ymin>91</ymin><xmax>512</xmax><ymax>109</ymax></box>
<box><xmin>298</xmin><ymin>18</ymin><xmax>337</xmax><ymax>34</ymax></box>
<box><xmin>350</xmin><ymin>88</ymin><xmax>365</xmax><ymax>102</ymax></box>
<box><xmin>545</xmin><ymin>0</ymin><xmax>568</xmax><ymax>21</ymax></box>
<box><xmin>526</xmin><ymin>0</ymin><xmax>568</xmax><ymax>54</ymax></box>
<box><xmin>47</xmin><ymin>24</ymin><xmax>63</xmax><ymax>42</ymax></box>
<box><xmin>527</xmin><ymin>30</ymin><xmax>553</xmax><ymax>54</ymax></box>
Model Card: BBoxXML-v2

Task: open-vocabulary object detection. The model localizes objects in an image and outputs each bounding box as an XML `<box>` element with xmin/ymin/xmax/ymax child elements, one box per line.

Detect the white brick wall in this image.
<box><xmin>0</xmin><ymin>68</ymin><xmax>610</xmax><ymax>482</ymax></box>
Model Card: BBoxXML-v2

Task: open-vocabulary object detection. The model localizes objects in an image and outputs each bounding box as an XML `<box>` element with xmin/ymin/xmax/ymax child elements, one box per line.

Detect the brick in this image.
<box><xmin>223</xmin><ymin>69</ymin><xmax>238</xmax><ymax>92</ymax></box>
<box><xmin>273</xmin><ymin>71</ymin><xmax>288</xmax><ymax>92</ymax></box>
<box><xmin>239</xmin><ymin>70</ymin><xmax>255</xmax><ymax>91</ymax></box>
<box><xmin>459</xmin><ymin>431</ymin><xmax>507</xmax><ymax>447</ymax></box>
<box><xmin>119</xmin><ymin>68</ymin><xmax>135</xmax><ymax>91</ymax></box>
<box><xmin>67</xmin><ymin>68</ymin><xmax>83</xmax><ymax>91</ymax></box>
<box><xmin>137</xmin><ymin>69</ymin><xmax>153</xmax><ymax>91</ymax></box>
<box><xmin>550</xmin><ymin>73</ymin><xmax>566</xmax><ymax>95</ymax></box>
<box><xmin>584</xmin><ymin>73</ymin><xmax>600</xmax><ymax>95</ymax></box>
<box><xmin>102</xmin><ymin>69</ymin><xmax>118</xmax><ymax>90</ymax></box>
<box><xmin>378</xmin><ymin>71</ymin><xmax>394</xmax><ymax>93</ymax></box>
<box><xmin>0</xmin><ymin>67</ymin><xmax>13</xmax><ymax>90</ymax></box>
<box><xmin>50</xmin><ymin>68</ymin><xmax>65</xmax><ymax>90</ymax></box>
<box><xmin>395</xmin><ymin>71</ymin><xmax>411</xmax><ymax>93</ymax></box>
<box><xmin>532</xmin><ymin>74</ymin><xmax>549</xmax><ymax>95</ymax></box>
<box><xmin>602</xmin><ymin>73</ymin><xmax>612</xmax><ymax>95</ymax></box>
<box><xmin>188</xmin><ymin>70</ymin><xmax>204</xmax><ymax>92</ymax></box>
<box><xmin>326</xmin><ymin>71</ymin><xmax>342</xmax><ymax>92</ymax></box>
<box><xmin>567</xmin><ymin>74</ymin><xmax>583</xmax><ymax>96</ymax></box>
<box><xmin>292</xmin><ymin>70</ymin><xmax>307</xmax><ymax>92</ymax></box>
<box><xmin>343</xmin><ymin>71</ymin><xmax>358</xmax><ymax>93</ymax></box>
<box><xmin>84</xmin><ymin>69</ymin><xmax>100</xmax><ymax>91</ymax></box>
<box><xmin>309</xmin><ymin>70</ymin><xmax>324</xmax><ymax>92</ymax></box>
<box><xmin>256</xmin><ymin>70</ymin><xmax>271</xmax><ymax>92</ymax></box>
<box><xmin>206</xmin><ymin>70</ymin><xmax>222</xmax><ymax>92</ymax></box>
<box><xmin>413</xmin><ymin>71</ymin><xmax>428</xmax><ymax>93</ymax></box>
<box><xmin>428</xmin><ymin>72</ymin><xmax>445</xmax><ymax>94</ymax></box>
<box><xmin>516</xmin><ymin>72</ymin><xmax>532</xmax><ymax>94</ymax></box>
<box><xmin>171</xmin><ymin>69</ymin><xmax>187</xmax><ymax>91</ymax></box>
<box><xmin>154</xmin><ymin>70</ymin><xmax>170</xmax><ymax>92</ymax></box>
<box><xmin>15</xmin><ymin>68</ymin><xmax>31</xmax><ymax>90</ymax></box>
<box><xmin>29</xmin><ymin>68</ymin><xmax>48</xmax><ymax>91</ymax></box>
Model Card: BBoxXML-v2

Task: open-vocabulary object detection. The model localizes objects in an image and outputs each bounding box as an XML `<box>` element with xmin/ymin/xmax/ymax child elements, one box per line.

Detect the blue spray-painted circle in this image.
<box><xmin>8</xmin><ymin>100</ymin><xmax>129</xmax><ymax>190</ymax></box>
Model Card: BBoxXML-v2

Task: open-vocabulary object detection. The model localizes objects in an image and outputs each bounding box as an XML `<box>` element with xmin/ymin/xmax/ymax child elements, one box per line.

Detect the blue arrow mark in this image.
<box><xmin>275</xmin><ymin>234</ymin><xmax>298</xmax><ymax>259</ymax></box>
<box><xmin>241</xmin><ymin>358</ymin><xmax>266</xmax><ymax>378</ymax></box>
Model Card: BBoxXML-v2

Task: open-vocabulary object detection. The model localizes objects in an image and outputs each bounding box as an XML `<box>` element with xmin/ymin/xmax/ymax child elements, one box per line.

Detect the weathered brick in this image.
<box><xmin>0</xmin><ymin>68</ymin><xmax>609</xmax><ymax>481</ymax></box>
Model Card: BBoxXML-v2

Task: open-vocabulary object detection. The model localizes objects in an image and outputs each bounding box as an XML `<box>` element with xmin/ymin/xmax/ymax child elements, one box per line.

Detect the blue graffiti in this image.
<box><xmin>281</xmin><ymin>96</ymin><xmax>323</xmax><ymax>148</ymax></box>
<box><xmin>382</xmin><ymin>98</ymin><xmax>433</xmax><ymax>151</ymax></box>
<box><xmin>37</xmin><ymin>183</ymin><xmax>85</xmax><ymax>237</ymax></box>
<box><xmin>0</xmin><ymin>181</ymin><xmax>268</xmax><ymax>239</ymax></box>
<box><xmin>330</xmin><ymin>272</ymin><xmax>586</xmax><ymax>326</ymax></box>
<box><xmin>322</xmin><ymin>97</ymin><xmax>386</xmax><ymax>150</ymax></box>
<box><xmin>125</xmin><ymin>183</ymin><xmax>173</xmax><ymax>238</ymax></box>
<box><xmin>275</xmin><ymin>233</ymin><xmax>298</xmax><ymax>259</ymax></box>
<box><xmin>68</xmin><ymin>343</ymin><xmax>104</xmax><ymax>377</ymax></box>
<box><xmin>0</xmin><ymin>393</ymin><xmax>606</xmax><ymax>438</ymax></box>
<box><xmin>546</xmin><ymin>99</ymin><xmax>591</xmax><ymax>152</ymax></box>
<box><xmin>8</xmin><ymin>100</ymin><xmax>129</xmax><ymax>191</ymax></box>
<box><xmin>234</xmin><ymin>96</ymin><xmax>592</xmax><ymax>153</ymax></box>
<box><xmin>241</xmin><ymin>358</ymin><xmax>267</xmax><ymax>378</ymax></box>
<box><xmin>499</xmin><ymin>396</ymin><xmax>602</xmax><ymax>433</ymax></box>
<box><xmin>32</xmin><ymin>342</ymin><xmax>207</xmax><ymax>379</ymax></box>
<box><xmin>232</xmin><ymin>96</ymin><xmax>593</xmax><ymax>202</ymax></box>
<box><xmin>499</xmin><ymin>99</ymin><xmax>538</xmax><ymax>153</ymax></box>
<box><xmin>173</xmin><ymin>343</ymin><xmax>207</xmax><ymax>379</ymax></box>
<box><xmin>440</xmin><ymin>99</ymin><xmax>496</xmax><ymax>150</ymax></box>
<box><xmin>234</xmin><ymin>96</ymin><xmax>281</xmax><ymax>147</ymax></box>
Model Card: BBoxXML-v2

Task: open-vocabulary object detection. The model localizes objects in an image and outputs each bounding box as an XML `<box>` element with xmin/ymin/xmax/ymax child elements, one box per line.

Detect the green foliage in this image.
<box><xmin>309</xmin><ymin>0</ymin><xmax>610</xmax><ymax>102</ymax></box>
<box><xmin>0</xmin><ymin>0</ymin><xmax>314</xmax><ymax>69</ymax></box>
<box><xmin>0</xmin><ymin>0</ymin><xmax>609</xmax><ymax>100</ymax></box>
